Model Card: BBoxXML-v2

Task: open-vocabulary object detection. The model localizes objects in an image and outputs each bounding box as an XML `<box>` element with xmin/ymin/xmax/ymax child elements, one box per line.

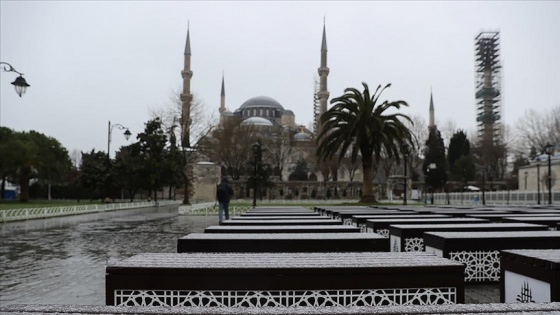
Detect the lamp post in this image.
<box><xmin>481</xmin><ymin>170</ymin><xmax>486</xmax><ymax>206</ymax></box>
<box><xmin>107</xmin><ymin>121</ymin><xmax>132</xmax><ymax>159</ymax></box>
<box><xmin>401</xmin><ymin>143</ymin><xmax>410</xmax><ymax>206</ymax></box>
<box><xmin>252</xmin><ymin>141</ymin><xmax>262</xmax><ymax>208</ymax></box>
<box><xmin>1</xmin><ymin>62</ymin><xmax>30</xmax><ymax>97</ymax></box>
<box><xmin>545</xmin><ymin>143</ymin><xmax>554</xmax><ymax>205</ymax></box>
<box><xmin>537</xmin><ymin>162</ymin><xmax>541</xmax><ymax>205</ymax></box>
<box><xmin>427</xmin><ymin>163</ymin><xmax>436</xmax><ymax>204</ymax></box>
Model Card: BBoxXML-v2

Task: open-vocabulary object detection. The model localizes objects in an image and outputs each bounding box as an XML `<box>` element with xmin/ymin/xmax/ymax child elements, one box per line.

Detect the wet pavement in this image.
<box><xmin>0</xmin><ymin>205</ymin><xmax>218</xmax><ymax>306</ymax></box>
<box><xmin>0</xmin><ymin>206</ymin><xmax>498</xmax><ymax>306</ymax></box>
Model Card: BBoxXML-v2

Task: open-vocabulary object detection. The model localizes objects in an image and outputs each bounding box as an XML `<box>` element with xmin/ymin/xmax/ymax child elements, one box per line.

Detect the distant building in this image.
<box><xmin>518</xmin><ymin>146</ymin><xmax>560</xmax><ymax>193</ymax></box>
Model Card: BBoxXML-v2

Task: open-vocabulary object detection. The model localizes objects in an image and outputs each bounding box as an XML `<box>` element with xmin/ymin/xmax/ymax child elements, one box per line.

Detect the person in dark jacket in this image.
<box><xmin>216</xmin><ymin>176</ymin><xmax>234</xmax><ymax>223</ymax></box>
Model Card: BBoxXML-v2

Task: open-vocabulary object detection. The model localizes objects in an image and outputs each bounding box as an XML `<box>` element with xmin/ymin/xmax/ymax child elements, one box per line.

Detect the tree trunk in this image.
<box><xmin>1</xmin><ymin>174</ymin><xmax>6</xmax><ymax>199</ymax></box>
<box><xmin>182</xmin><ymin>173</ymin><xmax>190</xmax><ymax>205</ymax></box>
<box><xmin>360</xmin><ymin>154</ymin><xmax>376</xmax><ymax>203</ymax></box>
<box><xmin>18</xmin><ymin>165</ymin><xmax>31</xmax><ymax>202</ymax></box>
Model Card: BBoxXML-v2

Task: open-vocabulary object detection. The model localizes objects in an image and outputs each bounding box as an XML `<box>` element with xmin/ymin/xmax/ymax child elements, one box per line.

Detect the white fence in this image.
<box><xmin>430</xmin><ymin>190</ymin><xmax>560</xmax><ymax>206</ymax></box>
<box><xmin>0</xmin><ymin>200</ymin><xmax>181</xmax><ymax>223</ymax></box>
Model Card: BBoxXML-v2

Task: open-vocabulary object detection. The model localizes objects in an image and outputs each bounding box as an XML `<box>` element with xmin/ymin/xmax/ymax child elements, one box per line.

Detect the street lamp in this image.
<box><xmin>401</xmin><ymin>142</ymin><xmax>410</xmax><ymax>206</ymax></box>
<box><xmin>537</xmin><ymin>162</ymin><xmax>541</xmax><ymax>205</ymax></box>
<box><xmin>481</xmin><ymin>169</ymin><xmax>486</xmax><ymax>206</ymax></box>
<box><xmin>107</xmin><ymin>121</ymin><xmax>131</xmax><ymax>159</ymax></box>
<box><xmin>544</xmin><ymin>143</ymin><xmax>554</xmax><ymax>205</ymax></box>
<box><xmin>1</xmin><ymin>62</ymin><xmax>30</xmax><ymax>97</ymax></box>
<box><xmin>427</xmin><ymin>163</ymin><xmax>436</xmax><ymax>204</ymax></box>
<box><xmin>252</xmin><ymin>141</ymin><xmax>262</xmax><ymax>208</ymax></box>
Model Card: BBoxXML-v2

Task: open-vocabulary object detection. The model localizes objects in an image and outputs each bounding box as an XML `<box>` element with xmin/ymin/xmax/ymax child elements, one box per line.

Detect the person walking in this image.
<box><xmin>216</xmin><ymin>176</ymin><xmax>234</xmax><ymax>223</ymax></box>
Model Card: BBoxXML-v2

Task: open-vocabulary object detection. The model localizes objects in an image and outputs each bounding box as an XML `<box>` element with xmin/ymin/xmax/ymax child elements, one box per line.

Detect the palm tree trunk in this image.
<box><xmin>360</xmin><ymin>154</ymin><xmax>376</xmax><ymax>203</ymax></box>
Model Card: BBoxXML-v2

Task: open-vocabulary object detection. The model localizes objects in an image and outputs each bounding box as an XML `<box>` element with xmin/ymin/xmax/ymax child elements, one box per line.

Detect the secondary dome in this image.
<box><xmin>293</xmin><ymin>132</ymin><xmax>312</xmax><ymax>142</ymax></box>
<box><xmin>239</xmin><ymin>96</ymin><xmax>284</xmax><ymax>110</ymax></box>
<box><xmin>241</xmin><ymin>117</ymin><xmax>274</xmax><ymax>127</ymax></box>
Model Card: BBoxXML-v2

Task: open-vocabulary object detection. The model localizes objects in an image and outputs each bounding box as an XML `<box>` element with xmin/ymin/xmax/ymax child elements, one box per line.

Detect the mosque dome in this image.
<box><xmin>222</xmin><ymin>110</ymin><xmax>233</xmax><ymax>116</ymax></box>
<box><xmin>241</xmin><ymin>117</ymin><xmax>274</xmax><ymax>127</ymax></box>
<box><xmin>293</xmin><ymin>132</ymin><xmax>312</xmax><ymax>142</ymax></box>
<box><xmin>239</xmin><ymin>96</ymin><xmax>284</xmax><ymax>110</ymax></box>
<box><xmin>283</xmin><ymin>110</ymin><xmax>294</xmax><ymax>116</ymax></box>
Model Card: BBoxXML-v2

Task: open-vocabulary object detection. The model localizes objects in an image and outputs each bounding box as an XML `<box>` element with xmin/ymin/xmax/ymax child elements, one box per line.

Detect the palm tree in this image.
<box><xmin>316</xmin><ymin>82</ymin><xmax>413</xmax><ymax>203</ymax></box>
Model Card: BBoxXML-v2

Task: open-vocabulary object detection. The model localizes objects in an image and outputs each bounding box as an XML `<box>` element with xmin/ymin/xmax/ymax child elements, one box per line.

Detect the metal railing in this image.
<box><xmin>429</xmin><ymin>190</ymin><xmax>560</xmax><ymax>206</ymax></box>
<box><xmin>0</xmin><ymin>200</ymin><xmax>181</xmax><ymax>223</ymax></box>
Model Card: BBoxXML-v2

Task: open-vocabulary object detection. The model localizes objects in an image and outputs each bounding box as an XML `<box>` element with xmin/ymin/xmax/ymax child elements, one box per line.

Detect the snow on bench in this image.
<box><xmin>204</xmin><ymin>225</ymin><xmax>360</xmax><ymax>234</ymax></box>
<box><xmin>177</xmin><ymin>232</ymin><xmax>388</xmax><ymax>252</ymax></box>
<box><xmin>105</xmin><ymin>252</ymin><xmax>465</xmax><ymax>306</ymax></box>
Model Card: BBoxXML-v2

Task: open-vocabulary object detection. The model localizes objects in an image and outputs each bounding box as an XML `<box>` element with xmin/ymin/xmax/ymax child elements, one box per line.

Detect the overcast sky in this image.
<box><xmin>1</xmin><ymin>1</ymin><xmax>559</xmax><ymax>157</ymax></box>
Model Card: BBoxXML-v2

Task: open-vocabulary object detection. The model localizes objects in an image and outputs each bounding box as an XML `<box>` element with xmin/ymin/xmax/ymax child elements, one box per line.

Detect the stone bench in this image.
<box><xmin>502</xmin><ymin>216</ymin><xmax>560</xmax><ymax>230</ymax></box>
<box><xmin>220</xmin><ymin>219</ymin><xmax>342</xmax><ymax>226</ymax></box>
<box><xmin>336</xmin><ymin>210</ymin><xmax>416</xmax><ymax>225</ymax></box>
<box><xmin>352</xmin><ymin>214</ymin><xmax>451</xmax><ymax>233</ymax></box>
<box><xmin>426</xmin><ymin>210</ymin><xmax>511</xmax><ymax>217</ymax></box>
<box><xmin>314</xmin><ymin>206</ymin><xmax>372</xmax><ymax>216</ymax></box>
<box><xmin>365</xmin><ymin>218</ymin><xmax>488</xmax><ymax>237</ymax></box>
<box><xmin>0</xmin><ymin>301</ymin><xmax>560</xmax><ymax>315</ymax></box>
<box><xmin>204</xmin><ymin>225</ymin><xmax>360</xmax><ymax>234</ymax></box>
<box><xmin>332</xmin><ymin>209</ymin><xmax>413</xmax><ymax>220</ymax></box>
<box><xmin>231</xmin><ymin>215</ymin><xmax>327</xmax><ymax>220</ymax></box>
<box><xmin>389</xmin><ymin>223</ymin><xmax>549</xmax><ymax>252</ymax></box>
<box><xmin>424</xmin><ymin>231</ymin><xmax>560</xmax><ymax>283</ymax></box>
<box><xmin>177</xmin><ymin>232</ymin><xmax>388</xmax><ymax>252</ymax></box>
<box><xmin>501</xmin><ymin>249</ymin><xmax>560</xmax><ymax>303</ymax></box>
<box><xmin>248</xmin><ymin>207</ymin><xmax>311</xmax><ymax>211</ymax></box>
<box><xmin>514</xmin><ymin>208</ymin><xmax>560</xmax><ymax>215</ymax></box>
<box><xmin>240</xmin><ymin>212</ymin><xmax>321</xmax><ymax>217</ymax></box>
<box><xmin>4</xmin><ymin>303</ymin><xmax>560</xmax><ymax>314</ymax></box>
<box><xmin>466</xmin><ymin>213</ymin><xmax>559</xmax><ymax>223</ymax></box>
<box><xmin>105</xmin><ymin>252</ymin><xmax>464</xmax><ymax>306</ymax></box>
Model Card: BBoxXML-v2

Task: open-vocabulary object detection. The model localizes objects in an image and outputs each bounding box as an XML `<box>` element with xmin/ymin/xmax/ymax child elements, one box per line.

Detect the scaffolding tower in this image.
<box><xmin>313</xmin><ymin>78</ymin><xmax>321</xmax><ymax>136</ymax></box>
<box><xmin>475</xmin><ymin>31</ymin><xmax>503</xmax><ymax>146</ymax></box>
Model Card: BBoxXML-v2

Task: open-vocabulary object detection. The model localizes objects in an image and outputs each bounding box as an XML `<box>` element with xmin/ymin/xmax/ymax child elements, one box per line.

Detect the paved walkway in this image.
<box><xmin>186</xmin><ymin>215</ymin><xmax>500</xmax><ymax>304</ymax></box>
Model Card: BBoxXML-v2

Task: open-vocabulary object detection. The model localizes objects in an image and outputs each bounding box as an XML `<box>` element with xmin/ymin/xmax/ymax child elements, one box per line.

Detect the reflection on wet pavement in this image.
<box><xmin>0</xmin><ymin>205</ymin><xmax>209</xmax><ymax>306</ymax></box>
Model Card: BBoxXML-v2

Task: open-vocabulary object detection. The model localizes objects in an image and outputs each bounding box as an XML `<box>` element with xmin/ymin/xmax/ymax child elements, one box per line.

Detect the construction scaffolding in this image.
<box><xmin>475</xmin><ymin>31</ymin><xmax>503</xmax><ymax>146</ymax></box>
<box><xmin>313</xmin><ymin>78</ymin><xmax>321</xmax><ymax>136</ymax></box>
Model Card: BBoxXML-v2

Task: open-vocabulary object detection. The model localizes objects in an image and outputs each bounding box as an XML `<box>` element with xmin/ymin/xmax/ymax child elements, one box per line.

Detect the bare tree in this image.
<box><xmin>149</xmin><ymin>89</ymin><xmax>216</xmax><ymax>204</ymax></box>
<box><xmin>406</xmin><ymin>114</ymin><xmax>428</xmax><ymax>176</ymax></box>
<box><xmin>202</xmin><ymin>117</ymin><xmax>257</xmax><ymax>180</ymax></box>
<box><xmin>514</xmin><ymin>105</ymin><xmax>560</xmax><ymax>155</ymax></box>
<box><xmin>150</xmin><ymin>89</ymin><xmax>216</xmax><ymax>146</ymax></box>
<box><xmin>69</xmin><ymin>149</ymin><xmax>82</xmax><ymax>168</ymax></box>
<box><xmin>379</xmin><ymin>147</ymin><xmax>396</xmax><ymax>183</ymax></box>
<box><xmin>439</xmin><ymin>119</ymin><xmax>458</xmax><ymax>147</ymax></box>
<box><xmin>340</xmin><ymin>154</ymin><xmax>362</xmax><ymax>182</ymax></box>
<box><xmin>263</xmin><ymin>126</ymin><xmax>293</xmax><ymax>181</ymax></box>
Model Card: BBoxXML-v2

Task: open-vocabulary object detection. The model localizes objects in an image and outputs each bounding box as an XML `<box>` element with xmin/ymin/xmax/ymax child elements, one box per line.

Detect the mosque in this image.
<box><xmin>179</xmin><ymin>22</ymin><xmax>367</xmax><ymax>200</ymax></box>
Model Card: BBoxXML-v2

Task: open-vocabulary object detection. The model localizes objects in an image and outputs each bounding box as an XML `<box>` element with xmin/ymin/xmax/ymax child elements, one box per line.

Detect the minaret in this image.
<box><xmin>429</xmin><ymin>89</ymin><xmax>435</xmax><ymax>130</ymax></box>
<box><xmin>316</xmin><ymin>20</ymin><xmax>330</xmax><ymax>134</ymax></box>
<box><xmin>180</xmin><ymin>25</ymin><xmax>193</xmax><ymax>147</ymax></box>
<box><xmin>219</xmin><ymin>73</ymin><xmax>225</xmax><ymax>115</ymax></box>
